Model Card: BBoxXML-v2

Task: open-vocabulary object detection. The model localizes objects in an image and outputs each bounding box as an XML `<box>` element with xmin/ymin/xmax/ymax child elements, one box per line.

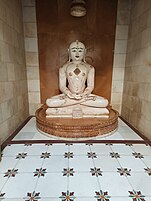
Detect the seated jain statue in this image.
<box><xmin>46</xmin><ymin>40</ymin><xmax>109</xmax><ymax>118</ymax></box>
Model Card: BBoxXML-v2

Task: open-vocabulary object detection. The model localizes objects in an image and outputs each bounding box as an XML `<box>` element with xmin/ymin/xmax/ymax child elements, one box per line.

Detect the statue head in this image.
<box><xmin>68</xmin><ymin>40</ymin><xmax>86</xmax><ymax>62</ymax></box>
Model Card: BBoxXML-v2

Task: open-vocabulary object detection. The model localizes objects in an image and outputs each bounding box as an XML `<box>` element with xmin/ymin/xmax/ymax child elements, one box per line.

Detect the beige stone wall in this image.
<box><xmin>0</xmin><ymin>0</ymin><xmax>29</xmax><ymax>143</ymax></box>
<box><xmin>121</xmin><ymin>0</ymin><xmax>151</xmax><ymax>139</ymax></box>
<box><xmin>111</xmin><ymin>0</ymin><xmax>130</xmax><ymax>113</ymax></box>
<box><xmin>22</xmin><ymin>0</ymin><xmax>41</xmax><ymax>115</ymax></box>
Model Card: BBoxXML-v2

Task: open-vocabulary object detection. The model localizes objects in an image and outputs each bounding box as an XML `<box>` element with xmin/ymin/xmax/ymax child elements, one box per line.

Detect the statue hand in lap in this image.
<box><xmin>46</xmin><ymin>40</ymin><xmax>108</xmax><ymax>108</ymax></box>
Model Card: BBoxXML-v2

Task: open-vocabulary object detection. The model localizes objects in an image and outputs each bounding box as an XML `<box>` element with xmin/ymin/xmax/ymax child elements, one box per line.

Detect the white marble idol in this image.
<box><xmin>46</xmin><ymin>40</ymin><xmax>109</xmax><ymax>118</ymax></box>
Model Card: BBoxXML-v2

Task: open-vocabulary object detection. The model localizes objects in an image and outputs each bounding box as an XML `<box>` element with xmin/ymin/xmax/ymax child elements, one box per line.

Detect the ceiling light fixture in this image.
<box><xmin>70</xmin><ymin>0</ymin><xmax>86</xmax><ymax>17</ymax></box>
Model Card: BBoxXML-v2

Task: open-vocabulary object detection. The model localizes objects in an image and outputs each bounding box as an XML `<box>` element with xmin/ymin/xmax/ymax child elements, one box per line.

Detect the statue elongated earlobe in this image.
<box><xmin>83</xmin><ymin>48</ymin><xmax>86</xmax><ymax>62</ymax></box>
<box><xmin>68</xmin><ymin>48</ymin><xmax>71</xmax><ymax>61</ymax></box>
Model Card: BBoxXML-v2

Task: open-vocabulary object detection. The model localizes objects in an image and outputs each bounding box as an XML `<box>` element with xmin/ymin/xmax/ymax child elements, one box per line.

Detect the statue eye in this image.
<box><xmin>72</xmin><ymin>50</ymin><xmax>76</xmax><ymax>52</ymax></box>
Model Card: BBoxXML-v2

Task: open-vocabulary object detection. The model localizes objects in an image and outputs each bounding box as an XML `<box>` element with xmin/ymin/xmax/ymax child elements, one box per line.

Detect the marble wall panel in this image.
<box><xmin>25</xmin><ymin>52</ymin><xmax>39</xmax><ymax>66</ymax></box>
<box><xmin>24</xmin><ymin>23</ymin><xmax>37</xmax><ymax>37</ymax></box>
<box><xmin>23</xmin><ymin>7</ymin><xmax>36</xmax><ymax>22</ymax></box>
<box><xmin>22</xmin><ymin>0</ymin><xmax>43</xmax><ymax>114</ymax></box>
<box><xmin>121</xmin><ymin>0</ymin><xmax>151</xmax><ymax>140</ymax></box>
<box><xmin>111</xmin><ymin>0</ymin><xmax>130</xmax><ymax>113</ymax></box>
<box><xmin>0</xmin><ymin>0</ymin><xmax>29</xmax><ymax>143</ymax></box>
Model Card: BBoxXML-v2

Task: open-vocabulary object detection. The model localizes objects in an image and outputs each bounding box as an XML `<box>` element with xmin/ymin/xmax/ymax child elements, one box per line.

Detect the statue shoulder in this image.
<box><xmin>86</xmin><ymin>63</ymin><xmax>94</xmax><ymax>71</ymax></box>
<box><xmin>82</xmin><ymin>62</ymin><xmax>94</xmax><ymax>69</ymax></box>
<box><xmin>60</xmin><ymin>62</ymin><xmax>70</xmax><ymax>71</ymax></box>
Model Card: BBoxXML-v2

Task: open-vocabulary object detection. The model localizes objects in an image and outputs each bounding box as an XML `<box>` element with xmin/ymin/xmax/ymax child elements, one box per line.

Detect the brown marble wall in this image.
<box><xmin>121</xmin><ymin>0</ymin><xmax>151</xmax><ymax>139</ymax></box>
<box><xmin>36</xmin><ymin>0</ymin><xmax>118</xmax><ymax>103</ymax></box>
<box><xmin>0</xmin><ymin>0</ymin><xmax>29</xmax><ymax>143</ymax></box>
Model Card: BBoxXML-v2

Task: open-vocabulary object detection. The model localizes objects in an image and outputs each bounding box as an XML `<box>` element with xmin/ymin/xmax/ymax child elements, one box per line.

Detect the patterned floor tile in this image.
<box><xmin>110</xmin><ymin>144</ymin><xmax>134</xmax><ymax>155</ymax></box>
<box><xmin>47</xmin><ymin>144</ymin><xmax>69</xmax><ymax>155</ymax></box>
<box><xmin>90</xmin><ymin>167</ymin><xmax>103</xmax><ymax>176</ymax></box>
<box><xmin>35</xmin><ymin>173</ymin><xmax>67</xmax><ymax>198</ymax></box>
<box><xmin>69</xmin><ymin>155</ymin><xmax>94</xmax><ymax>172</ymax></box>
<box><xmin>117</xmin><ymin>168</ymin><xmax>131</xmax><ymax>176</ymax></box>
<box><xmin>144</xmin><ymin>167</ymin><xmax>151</xmax><ymax>176</ymax></box>
<box><xmin>98</xmin><ymin>172</ymin><xmax>133</xmax><ymax>197</ymax></box>
<box><xmin>64</xmin><ymin>152</ymin><xmax>74</xmax><ymax>159</ymax></box>
<box><xmin>33</xmin><ymin>168</ymin><xmax>47</xmax><ymax>178</ymax></box>
<box><xmin>0</xmin><ymin>173</ymin><xmax>8</xmax><ymax>190</ymax></box>
<box><xmin>40</xmin><ymin>152</ymin><xmax>51</xmax><ymax>159</ymax></box>
<box><xmin>131</xmin><ymin>144</ymin><xmax>151</xmax><ymax>156</ymax></box>
<box><xmin>142</xmin><ymin>156</ymin><xmax>151</xmax><ymax>167</ymax></box>
<box><xmin>132</xmin><ymin>152</ymin><xmax>144</xmax><ymax>159</ymax></box>
<box><xmin>87</xmin><ymin>152</ymin><xmax>97</xmax><ymax>159</ymax></box>
<box><xmin>62</xmin><ymin>168</ymin><xmax>75</xmax><ymax>177</ymax></box>
<box><xmin>1</xmin><ymin>173</ymin><xmax>37</xmax><ymax>199</ymax></box>
<box><xmin>94</xmin><ymin>190</ymin><xmax>111</xmax><ymax>200</ymax></box>
<box><xmin>24</xmin><ymin>144</ymin><xmax>48</xmax><ymax>156</ymax></box>
<box><xmin>24</xmin><ymin>191</ymin><xmax>41</xmax><ymax>200</ymax></box>
<box><xmin>15</xmin><ymin>156</ymin><xmax>44</xmax><ymax>172</ymax></box>
<box><xmin>128</xmin><ymin>172</ymin><xmax>151</xmax><ymax>196</ymax></box>
<box><xmin>0</xmin><ymin>199</ymin><xmax>26</xmax><ymax>201</ymax></box>
<box><xmin>74</xmin><ymin>197</ymin><xmax>96</xmax><ymax>201</ymax></box>
<box><xmin>2</xmin><ymin>145</ymin><xmax>26</xmax><ymax>157</ymax></box>
<box><xmin>93</xmin><ymin>155</ymin><xmax>120</xmax><ymax>171</ymax></box>
<box><xmin>90</xmin><ymin>144</ymin><xmax>112</xmax><ymax>155</ymax></box>
<box><xmin>69</xmin><ymin>172</ymin><xmax>100</xmax><ymax>197</ymax></box>
<box><xmin>16</xmin><ymin>152</ymin><xmax>28</xmax><ymax>159</ymax></box>
<box><xmin>144</xmin><ymin>197</ymin><xmax>151</xmax><ymax>201</ymax></box>
<box><xmin>4</xmin><ymin>168</ymin><xmax>18</xmax><ymax>178</ymax></box>
<box><xmin>0</xmin><ymin>157</ymin><xmax>18</xmax><ymax>173</ymax></box>
<box><xmin>42</xmin><ymin>155</ymin><xmax>68</xmax><ymax>172</ymax></box>
<box><xmin>109</xmin><ymin>152</ymin><xmax>120</xmax><ymax>159</ymax></box>
<box><xmin>59</xmin><ymin>190</ymin><xmax>76</xmax><ymax>200</ymax></box>
<box><xmin>129</xmin><ymin>189</ymin><xmax>146</xmax><ymax>201</ymax></box>
<box><xmin>117</xmin><ymin>155</ymin><xmax>146</xmax><ymax>172</ymax></box>
<box><xmin>110</xmin><ymin>196</ymin><xmax>145</xmax><ymax>201</ymax></box>
<box><xmin>37</xmin><ymin>199</ymin><xmax>60</xmax><ymax>201</ymax></box>
<box><xmin>69</xmin><ymin>144</ymin><xmax>91</xmax><ymax>155</ymax></box>
<box><xmin>0</xmin><ymin>118</ymin><xmax>150</xmax><ymax>200</ymax></box>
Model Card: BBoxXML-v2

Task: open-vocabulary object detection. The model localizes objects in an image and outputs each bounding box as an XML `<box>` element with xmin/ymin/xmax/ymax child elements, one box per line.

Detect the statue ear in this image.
<box><xmin>83</xmin><ymin>48</ymin><xmax>86</xmax><ymax>62</ymax></box>
<box><xmin>68</xmin><ymin>48</ymin><xmax>71</xmax><ymax>61</ymax></box>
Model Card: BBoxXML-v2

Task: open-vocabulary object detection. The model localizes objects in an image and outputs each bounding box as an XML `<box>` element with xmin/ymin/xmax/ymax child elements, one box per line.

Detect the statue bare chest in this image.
<box><xmin>66</xmin><ymin>64</ymin><xmax>88</xmax><ymax>79</ymax></box>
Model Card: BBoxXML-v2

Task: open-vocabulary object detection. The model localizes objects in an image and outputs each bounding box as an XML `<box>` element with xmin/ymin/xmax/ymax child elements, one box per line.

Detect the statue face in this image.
<box><xmin>69</xmin><ymin>41</ymin><xmax>86</xmax><ymax>62</ymax></box>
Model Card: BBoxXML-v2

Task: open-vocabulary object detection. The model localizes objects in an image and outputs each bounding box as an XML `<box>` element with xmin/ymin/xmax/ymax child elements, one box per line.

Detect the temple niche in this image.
<box><xmin>36</xmin><ymin>41</ymin><xmax>118</xmax><ymax>139</ymax></box>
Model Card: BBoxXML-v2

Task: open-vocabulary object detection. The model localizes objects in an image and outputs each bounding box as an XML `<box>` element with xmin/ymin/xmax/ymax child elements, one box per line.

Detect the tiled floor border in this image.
<box><xmin>1</xmin><ymin>115</ymin><xmax>151</xmax><ymax>150</ymax></box>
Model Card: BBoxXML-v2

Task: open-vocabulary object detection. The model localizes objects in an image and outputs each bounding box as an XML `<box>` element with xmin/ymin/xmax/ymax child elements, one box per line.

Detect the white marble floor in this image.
<box><xmin>0</xmin><ymin>118</ymin><xmax>151</xmax><ymax>201</ymax></box>
<box><xmin>12</xmin><ymin>117</ymin><xmax>143</xmax><ymax>141</ymax></box>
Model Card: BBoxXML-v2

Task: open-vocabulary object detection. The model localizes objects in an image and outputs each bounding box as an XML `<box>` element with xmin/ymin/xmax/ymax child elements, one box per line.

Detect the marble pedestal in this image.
<box><xmin>46</xmin><ymin>105</ymin><xmax>109</xmax><ymax>118</ymax></box>
<box><xmin>35</xmin><ymin>106</ymin><xmax>118</xmax><ymax>139</ymax></box>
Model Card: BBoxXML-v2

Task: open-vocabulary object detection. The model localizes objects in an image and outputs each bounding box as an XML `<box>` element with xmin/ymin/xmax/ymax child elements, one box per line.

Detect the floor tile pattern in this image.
<box><xmin>0</xmin><ymin>118</ymin><xmax>151</xmax><ymax>200</ymax></box>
